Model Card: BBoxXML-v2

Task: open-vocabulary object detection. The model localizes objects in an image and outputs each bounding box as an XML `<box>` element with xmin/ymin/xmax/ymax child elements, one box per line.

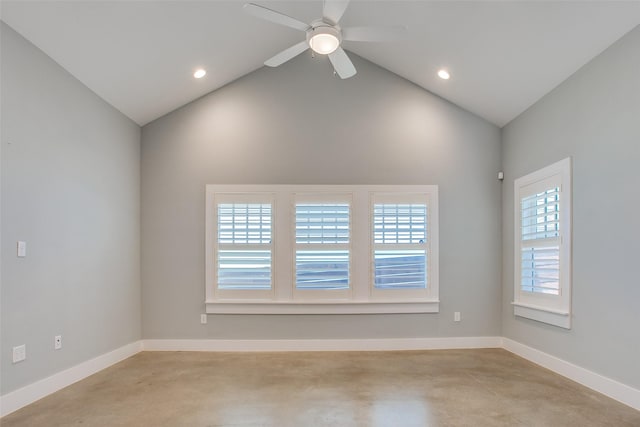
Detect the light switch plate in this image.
<box><xmin>17</xmin><ymin>241</ymin><xmax>26</xmax><ymax>257</ymax></box>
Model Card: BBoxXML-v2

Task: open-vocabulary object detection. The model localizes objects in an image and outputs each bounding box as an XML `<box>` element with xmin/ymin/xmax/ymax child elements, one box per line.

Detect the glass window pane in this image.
<box><xmin>218</xmin><ymin>250</ymin><xmax>271</xmax><ymax>290</ymax></box>
<box><xmin>520</xmin><ymin>246</ymin><xmax>559</xmax><ymax>295</ymax></box>
<box><xmin>374</xmin><ymin>250</ymin><xmax>426</xmax><ymax>289</ymax></box>
<box><xmin>296</xmin><ymin>250</ymin><xmax>349</xmax><ymax>290</ymax></box>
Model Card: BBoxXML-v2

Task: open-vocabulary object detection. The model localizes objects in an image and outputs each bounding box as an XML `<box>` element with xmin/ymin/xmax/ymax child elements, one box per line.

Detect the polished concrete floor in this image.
<box><xmin>2</xmin><ymin>349</ymin><xmax>639</xmax><ymax>426</ymax></box>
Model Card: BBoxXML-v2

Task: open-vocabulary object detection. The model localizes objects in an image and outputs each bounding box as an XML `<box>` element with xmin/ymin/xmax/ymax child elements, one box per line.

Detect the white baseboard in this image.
<box><xmin>142</xmin><ymin>336</ymin><xmax>502</xmax><ymax>352</ymax></box>
<box><xmin>502</xmin><ymin>338</ymin><xmax>640</xmax><ymax>411</ymax></box>
<box><xmin>0</xmin><ymin>341</ymin><xmax>143</xmax><ymax>418</ymax></box>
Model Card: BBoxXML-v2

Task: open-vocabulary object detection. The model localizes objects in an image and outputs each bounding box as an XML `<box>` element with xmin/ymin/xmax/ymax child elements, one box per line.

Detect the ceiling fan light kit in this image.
<box><xmin>243</xmin><ymin>0</ymin><xmax>405</xmax><ymax>80</ymax></box>
<box><xmin>308</xmin><ymin>24</ymin><xmax>341</xmax><ymax>55</ymax></box>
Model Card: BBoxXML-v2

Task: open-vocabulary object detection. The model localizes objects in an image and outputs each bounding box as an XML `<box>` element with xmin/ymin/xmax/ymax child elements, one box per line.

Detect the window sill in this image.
<box><xmin>206</xmin><ymin>300</ymin><xmax>439</xmax><ymax>314</ymax></box>
<box><xmin>512</xmin><ymin>302</ymin><xmax>571</xmax><ymax>329</ymax></box>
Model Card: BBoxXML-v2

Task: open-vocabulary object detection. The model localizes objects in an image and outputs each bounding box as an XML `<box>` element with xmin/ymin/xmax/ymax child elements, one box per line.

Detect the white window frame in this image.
<box><xmin>512</xmin><ymin>158</ymin><xmax>572</xmax><ymax>329</ymax></box>
<box><xmin>205</xmin><ymin>185</ymin><xmax>439</xmax><ymax>314</ymax></box>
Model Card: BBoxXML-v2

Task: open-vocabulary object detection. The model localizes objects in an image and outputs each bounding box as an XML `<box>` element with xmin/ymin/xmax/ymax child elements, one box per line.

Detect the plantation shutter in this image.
<box><xmin>295</xmin><ymin>202</ymin><xmax>350</xmax><ymax>290</ymax></box>
<box><xmin>373</xmin><ymin>203</ymin><xmax>427</xmax><ymax>289</ymax></box>
<box><xmin>519</xmin><ymin>186</ymin><xmax>561</xmax><ymax>295</ymax></box>
<box><xmin>217</xmin><ymin>203</ymin><xmax>272</xmax><ymax>290</ymax></box>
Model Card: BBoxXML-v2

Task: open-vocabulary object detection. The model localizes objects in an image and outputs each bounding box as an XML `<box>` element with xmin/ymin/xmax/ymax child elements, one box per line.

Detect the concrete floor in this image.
<box><xmin>2</xmin><ymin>349</ymin><xmax>639</xmax><ymax>426</ymax></box>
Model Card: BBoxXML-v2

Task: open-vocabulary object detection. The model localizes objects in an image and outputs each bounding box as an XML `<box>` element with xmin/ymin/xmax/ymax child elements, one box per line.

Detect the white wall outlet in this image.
<box><xmin>200</xmin><ymin>314</ymin><xmax>207</xmax><ymax>324</ymax></box>
<box><xmin>17</xmin><ymin>241</ymin><xmax>27</xmax><ymax>257</ymax></box>
<box><xmin>54</xmin><ymin>335</ymin><xmax>62</xmax><ymax>350</ymax></box>
<box><xmin>12</xmin><ymin>345</ymin><xmax>26</xmax><ymax>363</ymax></box>
<box><xmin>454</xmin><ymin>312</ymin><xmax>461</xmax><ymax>322</ymax></box>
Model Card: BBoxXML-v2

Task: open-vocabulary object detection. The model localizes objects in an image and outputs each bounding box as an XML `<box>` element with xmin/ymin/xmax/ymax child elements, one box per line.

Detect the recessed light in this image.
<box><xmin>437</xmin><ymin>69</ymin><xmax>450</xmax><ymax>80</ymax></box>
<box><xmin>193</xmin><ymin>69</ymin><xmax>207</xmax><ymax>79</ymax></box>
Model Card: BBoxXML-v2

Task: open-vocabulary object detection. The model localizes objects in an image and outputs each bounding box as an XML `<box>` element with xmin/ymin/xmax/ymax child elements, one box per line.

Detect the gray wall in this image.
<box><xmin>141</xmin><ymin>52</ymin><xmax>502</xmax><ymax>339</ymax></box>
<box><xmin>502</xmin><ymin>26</ymin><xmax>640</xmax><ymax>389</ymax></box>
<box><xmin>1</xmin><ymin>23</ymin><xmax>141</xmax><ymax>394</ymax></box>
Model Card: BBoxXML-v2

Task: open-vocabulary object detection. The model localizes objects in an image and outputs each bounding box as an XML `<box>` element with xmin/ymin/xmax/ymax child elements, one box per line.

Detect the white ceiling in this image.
<box><xmin>1</xmin><ymin>1</ymin><xmax>638</xmax><ymax>127</ymax></box>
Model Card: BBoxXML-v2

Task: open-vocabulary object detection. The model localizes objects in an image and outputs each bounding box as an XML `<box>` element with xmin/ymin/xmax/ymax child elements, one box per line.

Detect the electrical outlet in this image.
<box><xmin>12</xmin><ymin>345</ymin><xmax>26</xmax><ymax>363</ymax></box>
<box><xmin>454</xmin><ymin>312</ymin><xmax>461</xmax><ymax>322</ymax></box>
<box><xmin>200</xmin><ymin>314</ymin><xmax>207</xmax><ymax>324</ymax></box>
<box><xmin>54</xmin><ymin>335</ymin><xmax>62</xmax><ymax>350</ymax></box>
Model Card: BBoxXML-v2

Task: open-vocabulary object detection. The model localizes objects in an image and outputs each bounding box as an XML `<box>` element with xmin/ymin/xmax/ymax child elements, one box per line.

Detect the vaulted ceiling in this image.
<box><xmin>1</xmin><ymin>1</ymin><xmax>638</xmax><ymax>127</ymax></box>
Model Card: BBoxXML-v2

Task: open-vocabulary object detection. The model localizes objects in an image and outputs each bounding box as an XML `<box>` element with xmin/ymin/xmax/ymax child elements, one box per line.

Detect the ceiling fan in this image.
<box><xmin>243</xmin><ymin>0</ymin><xmax>406</xmax><ymax>79</ymax></box>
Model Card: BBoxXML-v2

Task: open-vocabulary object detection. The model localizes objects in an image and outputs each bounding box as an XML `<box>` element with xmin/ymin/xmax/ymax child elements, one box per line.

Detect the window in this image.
<box><xmin>208</xmin><ymin>194</ymin><xmax>274</xmax><ymax>300</ymax></box>
<box><xmin>205</xmin><ymin>185</ymin><xmax>439</xmax><ymax>314</ymax></box>
<box><xmin>371</xmin><ymin>194</ymin><xmax>436</xmax><ymax>302</ymax></box>
<box><xmin>294</xmin><ymin>196</ymin><xmax>351</xmax><ymax>299</ymax></box>
<box><xmin>513</xmin><ymin>158</ymin><xmax>572</xmax><ymax>328</ymax></box>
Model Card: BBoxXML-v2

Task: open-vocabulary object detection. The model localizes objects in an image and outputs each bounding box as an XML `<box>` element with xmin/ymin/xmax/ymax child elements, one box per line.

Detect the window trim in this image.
<box><xmin>513</xmin><ymin>158</ymin><xmax>572</xmax><ymax>329</ymax></box>
<box><xmin>205</xmin><ymin>185</ymin><xmax>439</xmax><ymax>314</ymax></box>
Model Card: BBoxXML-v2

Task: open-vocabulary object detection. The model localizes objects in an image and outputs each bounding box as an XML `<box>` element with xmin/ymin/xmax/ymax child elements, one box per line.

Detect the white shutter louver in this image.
<box><xmin>521</xmin><ymin>188</ymin><xmax>560</xmax><ymax>240</ymax></box>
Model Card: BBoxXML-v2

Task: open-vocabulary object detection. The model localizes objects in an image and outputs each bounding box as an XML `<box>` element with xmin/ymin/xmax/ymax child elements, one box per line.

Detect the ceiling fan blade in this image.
<box><xmin>243</xmin><ymin>3</ymin><xmax>309</xmax><ymax>32</ymax></box>
<box><xmin>323</xmin><ymin>0</ymin><xmax>350</xmax><ymax>25</ymax></box>
<box><xmin>342</xmin><ymin>26</ymin><xmax>407</xmax><ymax>42</ymax></box>
<box><xmin>328</xmin><ymin>47</ymin><xmax>356</xmax><ymax>79</ymax></box>
<box><xmin>264</xmin><ymin>41</ymin><xmax>309</xmax><ymax>67</ymax></box>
